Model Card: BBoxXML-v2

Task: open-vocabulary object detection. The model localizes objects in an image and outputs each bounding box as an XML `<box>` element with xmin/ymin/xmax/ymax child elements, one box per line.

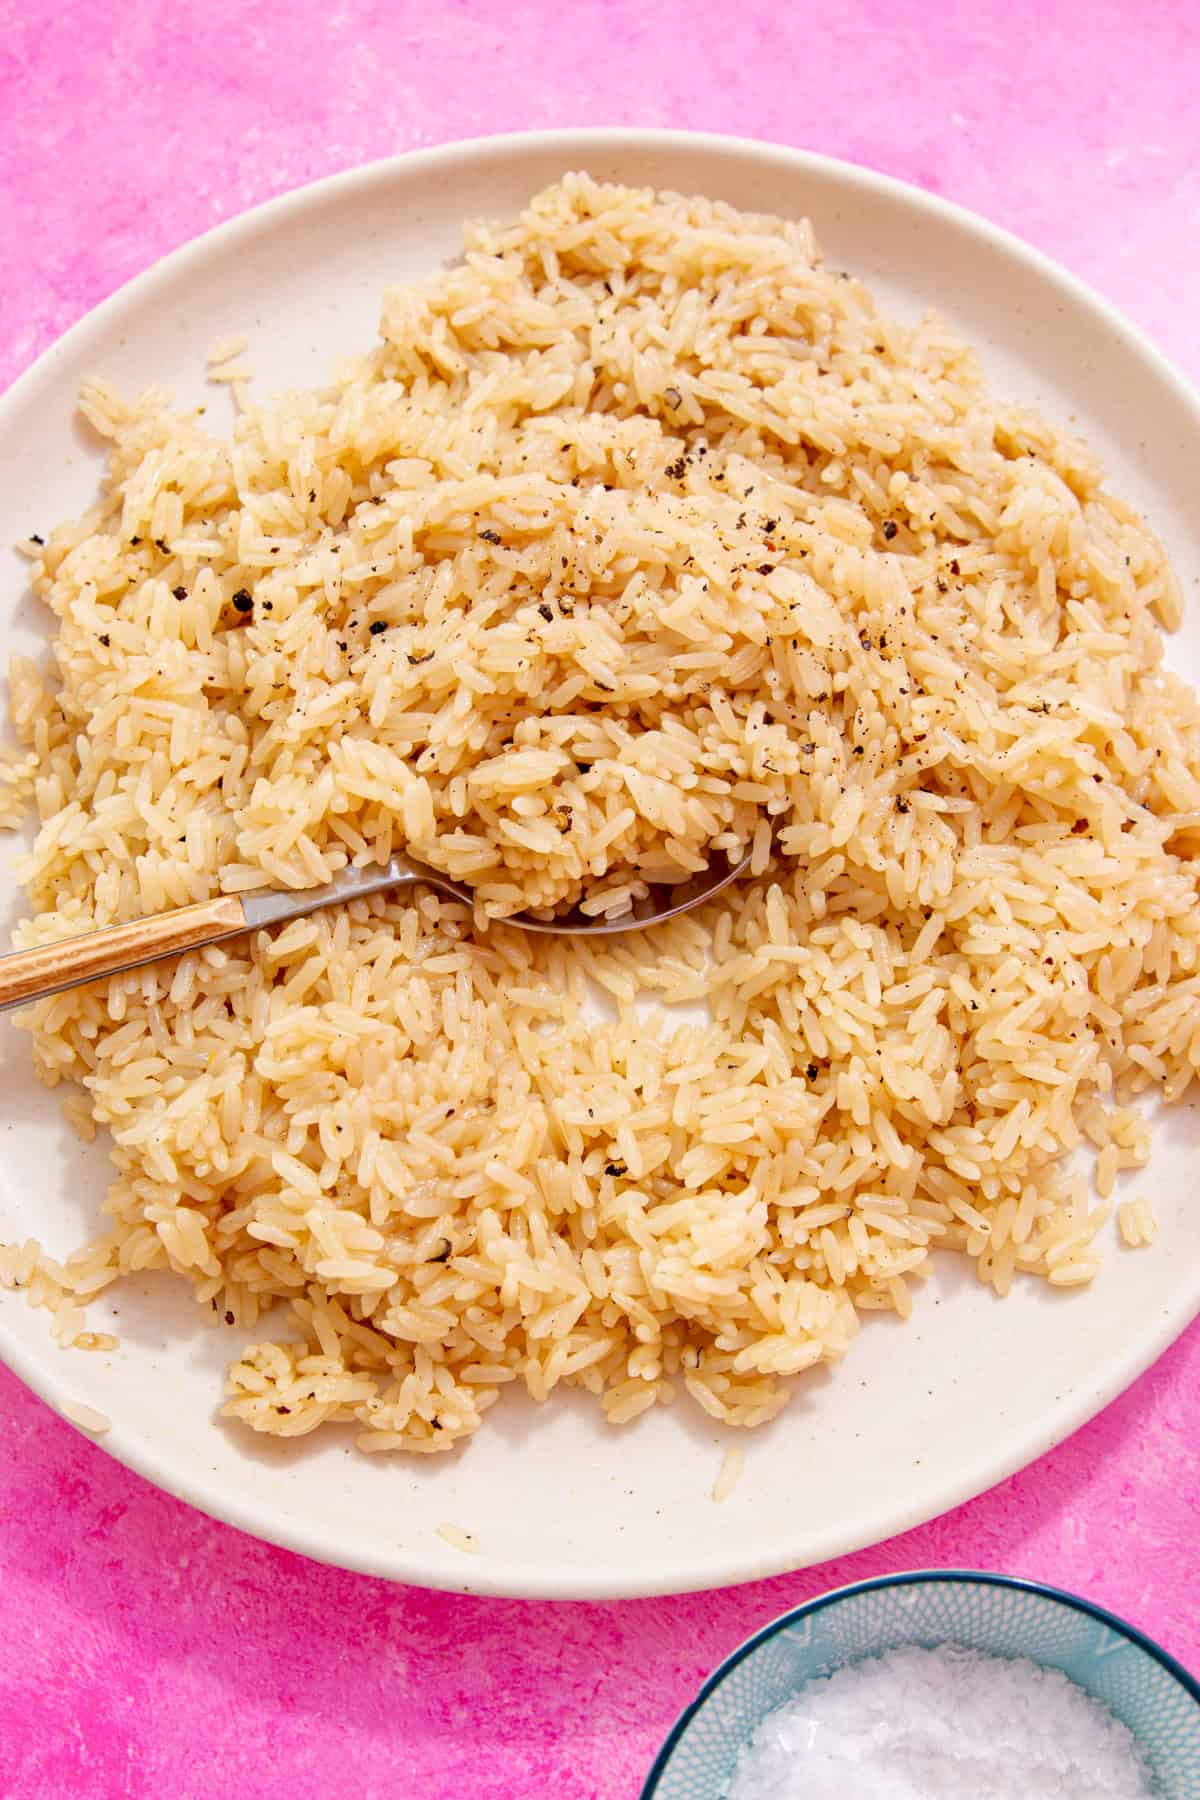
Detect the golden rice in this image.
<box><xmin>1</xmin><ymin>174</ymin><xmax>1196</xmax><ymax>1455</ymax></box>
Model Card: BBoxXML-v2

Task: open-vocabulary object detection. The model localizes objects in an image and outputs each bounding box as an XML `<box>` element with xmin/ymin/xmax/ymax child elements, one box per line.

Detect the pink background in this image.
<box><xmin>2</xmin><ymin>1</ymin><xmax>1199</xmax><ymax>1794</ymax></box>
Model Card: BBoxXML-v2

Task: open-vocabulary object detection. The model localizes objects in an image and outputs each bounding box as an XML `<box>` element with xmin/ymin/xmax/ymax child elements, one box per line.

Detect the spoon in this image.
<box><xmin>0</xmin><ymin>846</ymin><xmax>753</xmax><ymax>1011</ymax></box>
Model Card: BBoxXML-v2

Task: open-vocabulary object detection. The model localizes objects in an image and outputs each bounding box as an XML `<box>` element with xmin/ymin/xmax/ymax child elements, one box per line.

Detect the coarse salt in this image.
<box><xmin>725</xmin><ymin>1643</ymin><xmax>1152</xmax><ymax>1799</ymax></box>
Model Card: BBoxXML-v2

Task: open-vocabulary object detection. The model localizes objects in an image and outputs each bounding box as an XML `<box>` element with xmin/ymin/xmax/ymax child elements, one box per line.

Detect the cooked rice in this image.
<box><xmin>2</xmin><ymin>174</ymin><xmax>1197</xmax><ymax>1456</ymax></box>
<box><xmin>60</xmin><ymin>1400</ymin><xmax>112</xmax><ymax>1435</ymax></box>
<box><xmin>207</xmin><ymin>334</ymin><xmax>250</xmax><ymax>367</ymax></box>
<box><xmin>205</xmin><ymin>360</ymin><xmax>255</xmax><ymax>387</ymax></box>
<box><xmin>437</xmin><ymin>1522</ymin><xmax>480</xmax><ymax>1554</ymax></box>
<box><xmin>1119</xmin><ymin>1197</ymin><xmax>1158</xmax><ymax>1248</ymax></box>
<box><xmin>712</xmin><ymin>1445</ymin><xmax>745</xmax><ymax>1504</ymax></box>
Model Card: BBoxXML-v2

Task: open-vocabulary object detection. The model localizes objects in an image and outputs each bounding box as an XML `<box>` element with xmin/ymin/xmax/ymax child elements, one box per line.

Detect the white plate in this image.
<box><xmin>2</xmin><ymin>130</ymin><xmax>1199</xmax><ymax>1600</ymax></box>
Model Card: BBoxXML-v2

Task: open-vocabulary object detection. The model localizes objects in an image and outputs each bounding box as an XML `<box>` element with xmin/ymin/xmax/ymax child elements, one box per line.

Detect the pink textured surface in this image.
<box><xmin>2</xmin><ymin>1</ymin><xmax>1199</xmax><ymax>1794</ymax></box>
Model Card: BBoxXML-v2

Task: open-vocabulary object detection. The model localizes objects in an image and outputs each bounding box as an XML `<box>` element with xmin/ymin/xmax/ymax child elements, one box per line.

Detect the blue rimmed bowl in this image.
<box><xmin>641</xmin><ymin>1571</ymin><xmax>1200</xmax><ymax>1798</ymax></box>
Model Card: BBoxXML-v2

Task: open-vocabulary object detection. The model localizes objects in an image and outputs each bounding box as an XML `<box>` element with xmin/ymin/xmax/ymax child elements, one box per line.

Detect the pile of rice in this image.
<box><xmin>2</xmin><ymin>175</ymin><xmax>1197</xmax><ymax>1454</ymax></box>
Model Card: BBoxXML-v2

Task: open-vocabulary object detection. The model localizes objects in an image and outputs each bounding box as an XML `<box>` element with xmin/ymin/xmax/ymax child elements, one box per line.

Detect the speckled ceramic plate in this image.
<box><xmin>2</xmin><ymin>130</ymin><xmax>1199</xmax><ymax>1599</ymax></box>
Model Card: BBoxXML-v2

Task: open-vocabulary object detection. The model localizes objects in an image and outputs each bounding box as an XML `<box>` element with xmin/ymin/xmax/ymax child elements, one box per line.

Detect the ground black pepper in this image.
<box><xmin>231</xmin><ymin>589</ymin><xmax>253</xmax><ymax>613</ymax></box>
<box><xmin>369</xmin><ymin>620</ymin><xmax>387</xmax><ymax>635</ymax></box>
<box><xmin>882</xmin><ymin>521</ymin><xmax>898</xmax><ymax>541</ymax></box>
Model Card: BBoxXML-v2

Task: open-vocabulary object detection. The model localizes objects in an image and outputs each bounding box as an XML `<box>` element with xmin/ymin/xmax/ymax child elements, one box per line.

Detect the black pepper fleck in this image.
<box><xmin>231</xmin><ymin>589</ymin><xmax>253</xmax><ymax>613</ymax></box>
<box><xmin>369</xmin><ymin>620</ymin><xmax>387</xmax><ymax>635</ymax></box>
<box><xmin>882</xmin><ymin>521</ymin><xmax>898</xmax><ymax>541</ymax></box>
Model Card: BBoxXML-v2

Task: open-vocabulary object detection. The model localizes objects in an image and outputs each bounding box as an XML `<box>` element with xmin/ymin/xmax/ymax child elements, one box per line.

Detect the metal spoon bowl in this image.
<box><xmin>0</xmin><ymin>846</ymin><xmax>754</xmax><ymax>1011</ymax></box>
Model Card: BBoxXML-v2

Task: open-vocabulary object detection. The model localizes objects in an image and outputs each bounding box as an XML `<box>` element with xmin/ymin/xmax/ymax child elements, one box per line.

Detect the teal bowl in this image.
<box><xmin>641</xmin><ymin>1571</ymin><xmax>1200</xmax><ymax>1798</ymax></box>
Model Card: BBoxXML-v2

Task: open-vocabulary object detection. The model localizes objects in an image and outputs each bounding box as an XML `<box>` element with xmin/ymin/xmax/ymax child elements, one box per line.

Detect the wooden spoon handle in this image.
<box><xmin>0</xmin><ymin>894</ymin><xmax>250</xmax><ymax>1011</ymax></box>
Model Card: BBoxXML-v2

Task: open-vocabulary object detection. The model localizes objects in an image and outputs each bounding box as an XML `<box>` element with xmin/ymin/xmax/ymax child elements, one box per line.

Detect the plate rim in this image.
<box><xmin>2</xmin><ymin>126</ymin><xmax>1200</xmax><ymax>1599</ymax></box>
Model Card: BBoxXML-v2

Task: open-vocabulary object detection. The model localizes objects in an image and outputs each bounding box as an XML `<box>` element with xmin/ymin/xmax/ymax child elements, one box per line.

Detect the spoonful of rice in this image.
<box><xmin>0</xmin><ymin>846</ymin><xmax>753</xmax><ymax>1011</ymax></box>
